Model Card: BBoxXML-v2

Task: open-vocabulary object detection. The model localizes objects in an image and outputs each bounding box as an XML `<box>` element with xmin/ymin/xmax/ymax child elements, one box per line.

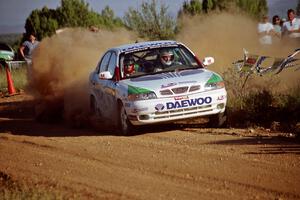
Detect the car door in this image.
<box><xmin>100</xmin><ymin>51</ymin><xmax>119</xmax><ymax>123</ymax></box>
<box><xmin>91</xmin><ymin>51</ymin><xmax>111</xmax><ymax>119</ymax></box>
<box><xmin>92</xmin><ymin>51</ymin><xmax>119</xmax><ymax>124</ymax></box>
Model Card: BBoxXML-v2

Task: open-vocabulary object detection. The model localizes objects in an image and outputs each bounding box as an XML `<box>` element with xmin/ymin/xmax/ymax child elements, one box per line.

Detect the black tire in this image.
<box><xmin>90</xmin><ymin>95</ymin><xmax>102</xmax><ymax>118</ymax></box>
<box><xmin>118</xmin><ymin>103</ymin><xmax>134</xmax><ymax>135</ymax></box>
<box><xmin>208</xmin><ymin>111</ymin><xmax>227</xmax><ymax>128</ymax></box>
<box><xmin>90</xmin><ymin>95</ymin><xmax>96</xmax><ymax>115</ymax></box>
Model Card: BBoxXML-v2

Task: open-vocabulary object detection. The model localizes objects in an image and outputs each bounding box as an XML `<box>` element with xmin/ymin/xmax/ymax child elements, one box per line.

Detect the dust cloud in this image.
<box><xmin>29</xmin><ymin>28</ymin><xmax>137</xmax><ymax>125</ymax></box>
<box><xmin>177</xmin><ymin>13</ymin><xmax>300</xmax><ymax>91</ymax></box>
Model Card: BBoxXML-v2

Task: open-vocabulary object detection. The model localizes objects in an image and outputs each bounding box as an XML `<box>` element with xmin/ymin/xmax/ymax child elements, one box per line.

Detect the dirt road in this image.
<box><xmin>0</xmin><ymin>94</ymin><xmax>299</xmax><ymax>199</ymax></box>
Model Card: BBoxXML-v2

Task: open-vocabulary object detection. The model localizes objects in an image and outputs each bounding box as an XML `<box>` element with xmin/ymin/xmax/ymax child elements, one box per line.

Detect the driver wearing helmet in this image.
<box><xmin>160</xmin><ymin>49</ymin><xmax>174</xmax><ymax>67</ymax></box>
<box><xmin>123</xmin><ymin>57</ymin><xmax>138</xmax><ymax>76</ymax></box>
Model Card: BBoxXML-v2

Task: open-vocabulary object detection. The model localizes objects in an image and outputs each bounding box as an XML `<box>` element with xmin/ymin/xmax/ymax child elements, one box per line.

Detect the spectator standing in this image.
<box><xmin>19</xmin><ymin>32</ymin><xmax>39</xmax><ymax>64</ymax></box>
<box><xmin>282</xmin><ymin>9</ymin><xmax>300</xmax><ymax>39</ymax></box>
<box><xmin>272</xmin><ymin>15</ymin><xmax>282</xmax><ymax>38</ymax></box>
<box><xmin>257</xmin><ymin>15</ymin><xmax>274</xmax><ymax>45</ymax></box>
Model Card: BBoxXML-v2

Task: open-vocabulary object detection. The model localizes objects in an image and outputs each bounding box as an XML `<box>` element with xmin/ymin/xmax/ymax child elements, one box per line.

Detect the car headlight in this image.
<box><xmin>204</xmin><ymin>73</ymin><xmax>225</xmax><ymax>91</ymax></box>
<box><xmin>127</xmin><ymin>85</ymin><xmax>157</xmax><ymax>101</ymax></box>
<box><xmin>128</xmin><ymin>92</ymin><xmax>157</xmax><ymax>101</ymax></box>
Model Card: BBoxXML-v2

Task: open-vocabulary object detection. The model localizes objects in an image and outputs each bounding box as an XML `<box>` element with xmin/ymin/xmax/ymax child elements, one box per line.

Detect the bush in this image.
<box><xmin>179</xmin><ymin>0</ymin><xmax>267</xmax><ymax>19</ymax></box>
<box><xmin>222</xmin><ymin>68</ymin><xmax>300</xmax><ymax>131</ymax></box>
<box><xmin>242</xmin><ymin>89</ymin><xmax>273</xmax><ymax>125</ymax></box>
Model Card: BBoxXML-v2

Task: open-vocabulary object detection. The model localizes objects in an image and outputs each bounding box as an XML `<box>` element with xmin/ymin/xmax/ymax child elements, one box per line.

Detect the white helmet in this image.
<box><xmin>160</xmin><ymin>49</ymin><xmax>174</xmax><ymax>66</ymax></box>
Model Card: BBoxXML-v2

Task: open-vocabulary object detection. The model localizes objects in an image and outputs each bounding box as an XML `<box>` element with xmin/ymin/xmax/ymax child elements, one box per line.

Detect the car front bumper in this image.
<box><xmin>125</xmin><ymin>88</ymin><xmax>227</xmax><ymax>125</ymax></box>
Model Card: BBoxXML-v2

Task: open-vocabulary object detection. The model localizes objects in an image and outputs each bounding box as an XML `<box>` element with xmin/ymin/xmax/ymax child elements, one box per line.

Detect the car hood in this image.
<box><xmin>120</xmin><ymin>68</ymin><xmax>219</xmax><ymax>97</ymax></box>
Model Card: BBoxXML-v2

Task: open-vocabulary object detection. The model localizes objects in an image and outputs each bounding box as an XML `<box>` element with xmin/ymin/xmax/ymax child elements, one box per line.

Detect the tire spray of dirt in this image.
<box><xmin>28</xmin><ymin>28</ymin><xmax>137</xmax><ymax>126</ymax></box>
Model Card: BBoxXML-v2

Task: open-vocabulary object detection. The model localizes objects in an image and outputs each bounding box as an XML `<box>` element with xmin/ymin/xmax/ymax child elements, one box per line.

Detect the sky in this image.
<box><xmin>0</xmin><ymin>0</ymin><xmax>298</xmax><ymax>34</ymax></box>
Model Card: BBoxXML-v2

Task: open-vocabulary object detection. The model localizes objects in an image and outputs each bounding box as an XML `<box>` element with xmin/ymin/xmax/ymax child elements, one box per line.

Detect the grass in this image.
<box><xmin>0</xmin><ymin>172</ymin><xmax>64</xmax><ymax>200</ymax></box>
<box><xmin>0</xmin><ymin>63</ymin><xmax>28</xmax><ymax>93</ymax></box>
<box><xmin>1</xmin><ymin>186</ymin><xmax>64</xmax><ymax>200</ymax></box>
<box><xmin>223</xmin><ymin>67</ymin><xmax>300</xmax><ymax>133</ymax></box>
<box><xmin>0</xmin><ymin>171</ymin><xmax>88</xmax><ymax>200</ymax></box>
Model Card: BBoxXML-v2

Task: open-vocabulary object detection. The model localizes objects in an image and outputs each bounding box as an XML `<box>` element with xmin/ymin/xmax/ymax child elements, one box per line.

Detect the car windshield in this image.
<box><xmin>0</xmin><ymin>43</ymin><xmax>13</xmax><ymax>52</ymax></box>
<box><xmin>120</xmin><ymin>45</ymin><xmax>201</xmax><ymax>79</ymax></box>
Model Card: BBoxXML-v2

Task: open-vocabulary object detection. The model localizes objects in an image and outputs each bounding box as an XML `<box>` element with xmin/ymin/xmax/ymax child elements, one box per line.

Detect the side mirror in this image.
<box><xmin>99</xmin><ymin>71</ymin><xmax>113</xmax><ymax>80</ymax></box>
<box><xmin>202</xmin><ymin>57</ymin><xmax>215</xmax><ymax>66</ymax></box>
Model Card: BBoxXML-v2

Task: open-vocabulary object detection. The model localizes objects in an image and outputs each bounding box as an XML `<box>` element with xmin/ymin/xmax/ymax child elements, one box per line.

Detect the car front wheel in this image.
<box><xmin>118</xmin><ymin>103</ymin><xmax>134</xmax><ymax>135</ymax></box>
<box><xmin>208</xmin><ymin>111</ymin><xmax>227</xmax><ymax>128</ymax></box>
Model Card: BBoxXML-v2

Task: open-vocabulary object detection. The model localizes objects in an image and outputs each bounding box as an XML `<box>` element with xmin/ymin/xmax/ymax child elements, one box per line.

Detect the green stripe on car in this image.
<box><xmin>128</xmin><ymin>85</ymin><xmax>152</xmax><ymax>94</ymax></box>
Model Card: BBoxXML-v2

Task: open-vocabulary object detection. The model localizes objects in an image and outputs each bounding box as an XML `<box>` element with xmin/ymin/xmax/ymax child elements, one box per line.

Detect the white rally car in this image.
<box><xmin>89</xmin><ymin>40</ymin><xmax>227</xmax><ymax>134</ymax></box>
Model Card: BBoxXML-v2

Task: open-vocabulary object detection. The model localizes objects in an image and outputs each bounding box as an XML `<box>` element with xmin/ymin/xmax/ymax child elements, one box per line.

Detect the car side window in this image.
<box><xmin>107</xmin><ymin>52</ymin><xmax>117</xmax><ymax>76</ymax></box>
<box><xmin>98</xmin><ymin>52</ymin><xmax>111</xmax><ymax>73</ymax></box>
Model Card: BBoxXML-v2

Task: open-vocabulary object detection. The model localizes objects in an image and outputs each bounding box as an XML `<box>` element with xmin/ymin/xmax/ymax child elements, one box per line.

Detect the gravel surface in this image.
<box><xmin>0</xmin><ymin>94</ymin><xmax>299</xmax><ymax>199</ymax></box>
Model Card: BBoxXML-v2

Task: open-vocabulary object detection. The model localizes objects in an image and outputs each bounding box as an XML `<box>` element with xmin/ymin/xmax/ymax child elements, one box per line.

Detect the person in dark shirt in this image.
<box><xmin>19</xmin><ymin>32</ymin><xmax>39</xmax><ymax>64</ymax></box>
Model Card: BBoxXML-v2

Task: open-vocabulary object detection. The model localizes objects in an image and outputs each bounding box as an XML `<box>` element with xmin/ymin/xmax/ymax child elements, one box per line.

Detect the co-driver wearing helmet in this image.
<box><xmin>123</xmin><ymin>57</ymin><xmax>139</xmax><ymax>76</ymax></box>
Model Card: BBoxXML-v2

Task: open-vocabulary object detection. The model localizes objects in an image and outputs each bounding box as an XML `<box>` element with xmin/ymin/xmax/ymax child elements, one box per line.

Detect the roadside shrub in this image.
<box><xmin>222</xmin><ymin>67</ymin><xmax>300</xmax><ymax>130</ymax></box>
<box><xmin>273</xmin><ymin>84</ymin><xmax>300</xmax><ymax>130</ymax></box>
<box><xmin>226</xmin><ymin>88</ymin><xmax>274</xmax><ymax>127</ymax></box>
<box><xmin>242</xmin><ymin>89</ymin><xmax>273</xmax><ymax>125</ymax></box>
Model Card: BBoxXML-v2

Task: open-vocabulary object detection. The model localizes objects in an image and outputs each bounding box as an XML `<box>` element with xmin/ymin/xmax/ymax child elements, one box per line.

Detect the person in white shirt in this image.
<box><xmin>282</xmin><ymin>9</ymin><xmax>300</xmax><ymax>38</ymax></box>
<box><xmin>257</xmin><ymin>15</ymin><xmax>275</xmax><ymax>45</ymax></box>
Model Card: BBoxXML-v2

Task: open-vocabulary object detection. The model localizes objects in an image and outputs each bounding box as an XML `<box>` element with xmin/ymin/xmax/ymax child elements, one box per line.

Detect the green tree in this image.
<box><xmin>23</xmin><ymin>0</ymin><xmax>124</xmax><ymax>42</ymax></box>
<box><xmin>101</xmin><ymin>6</ymin><xmax>123</xmax><ymax>29</ymax></box>
<box><xmin>202</xmin><ymin>0</ymin><xmax>214</xmax><ymax>13</ymax></box>
<box><xmin>181</xmin><ymin>0</ymin><xmax>233</xmax><ymax>15</ymax></box>
<box><xmin>56</xmin><ymin>0</ymin><xmax>123</xmax><ymax>29</ymax></box>
<box><xmin>180</xmin><ymin>0</ymin><xmax>267</xmax><ymax>19</ymax></box>
<box><xmin>124</xmin><ymin>0</ymin><xmax>176</xmax><ymax>40</ymax></box>
<box><xmin>236</xmin><ymin>0</ymin><xmax>268</xmax><ymax>19</ymax></box>
<box><xmin>24</xmin><ymin>7</ymin><xmax>58</xmax><ymax>40</ymax></box>
<box><xmin>57</xmin><ymin>0</ymin><xmax>92</xmax><ymax>27</ymax></box>
<box><xmin>212</xmin><ymin>0</ymin><xmax>233</xmax><ymax>11</ymax></box>
<box><xmin>181</xmin><ymin>0</ymin><xmax>202</xmax><ymax>16</ymax></box>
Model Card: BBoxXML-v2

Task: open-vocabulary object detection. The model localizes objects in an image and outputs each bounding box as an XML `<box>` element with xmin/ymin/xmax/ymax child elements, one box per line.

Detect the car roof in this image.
<box><xmin>112</xmin><ymin>40</ymin><xmax>180</xmax><ymax>54</ymax></box>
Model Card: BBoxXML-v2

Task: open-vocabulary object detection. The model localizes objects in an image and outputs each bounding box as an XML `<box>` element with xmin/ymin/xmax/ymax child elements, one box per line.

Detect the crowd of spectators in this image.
<box><xmin>257</xmin><ymin>9</ymin><xmax>300</xmax><ymax>45</ymax></box>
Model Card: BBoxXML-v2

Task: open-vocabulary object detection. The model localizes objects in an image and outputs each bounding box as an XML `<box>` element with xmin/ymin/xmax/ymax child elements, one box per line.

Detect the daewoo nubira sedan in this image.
<box><xmin>89</xmin><ymin>40</ymin><xmax>227</xmax><ymax>134</ymax></box>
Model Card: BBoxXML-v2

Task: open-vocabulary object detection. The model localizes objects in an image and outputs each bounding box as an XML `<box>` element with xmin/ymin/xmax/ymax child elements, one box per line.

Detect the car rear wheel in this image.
<box><xmin>90</xmin><ymin>95</ymin><xmax>101</xmax><ymax>117</ymax></box>
<box><xmin>118</xmin><ymin>103</ymin><xmax>134</xmax><ymax>135</ymax></box>
<box><xmin>90</xmin><ymin>96</ymin><xmax>97</xmax><ymax>114</ymax></box>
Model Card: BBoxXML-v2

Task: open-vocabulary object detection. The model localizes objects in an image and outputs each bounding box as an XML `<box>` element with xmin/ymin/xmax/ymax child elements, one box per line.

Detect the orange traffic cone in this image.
<box><xmin>5</xmin><ymin>63</ymin><xmax>16</xmax><ymax>95</ymax></box>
